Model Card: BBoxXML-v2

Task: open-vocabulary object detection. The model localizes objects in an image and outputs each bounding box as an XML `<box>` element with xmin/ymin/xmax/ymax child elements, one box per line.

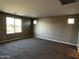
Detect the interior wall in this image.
<box><xmin>35</xmin><ymin>15</ymin><xmax>79</xmax><ymax>45</ymax></box>
<box><xmin>0</xmin><ymin>12</ymin><xmax>33</xmax><ymax>42</ymax></box>
<box><xmin>77</xmin><ymin>15</ymin><xmax>79</xmax><ymax>49</ymax></box>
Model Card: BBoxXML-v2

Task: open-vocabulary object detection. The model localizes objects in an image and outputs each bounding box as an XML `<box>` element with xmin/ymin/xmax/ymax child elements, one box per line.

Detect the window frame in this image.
<box><xmin>6</xmin><ymin>17</ymin><xmax>22</xmax><ymax>34</ymax></box>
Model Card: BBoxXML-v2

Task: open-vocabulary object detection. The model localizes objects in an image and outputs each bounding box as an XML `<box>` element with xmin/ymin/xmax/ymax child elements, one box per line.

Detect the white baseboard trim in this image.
<box><xmin>35</xmin><ymin>36</ymin><xmax>77</xmax><ymax>46</ymax></box>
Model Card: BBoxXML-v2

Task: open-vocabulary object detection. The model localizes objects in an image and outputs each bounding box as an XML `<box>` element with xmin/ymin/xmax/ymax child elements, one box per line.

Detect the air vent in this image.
<box><xmin>59</xmin><ymin>0</ymin><xmax>76</xmax><ymax>5</ymax></box>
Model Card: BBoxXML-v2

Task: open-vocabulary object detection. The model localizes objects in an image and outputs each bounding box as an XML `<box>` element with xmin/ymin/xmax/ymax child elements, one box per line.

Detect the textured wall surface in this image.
<box><xmin>35</xmin><ymin>15</ymin><xmax>79</xmax><ymax>45</ymax></box>
<box><xmin>77</xmin><ymin>15</ymin><xmax>79</xmax><ymax>50</ymax></box>
<box><xmin>0</xmin><ymin>12</ymin><xmax>33</xmax><ymax>42</ymax></box>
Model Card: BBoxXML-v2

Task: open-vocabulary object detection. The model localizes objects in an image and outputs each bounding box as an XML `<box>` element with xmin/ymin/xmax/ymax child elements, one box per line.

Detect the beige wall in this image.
<box><xmin>35</xmin><ymin>15</ymin><xmax>79</xmax><ymax>45</ymax></box>
<box><xmin>77</xmin><ymin>15</ymin><xmax>79</xmax><ymax>50</ymax></box>
<box><xmin>0</xmin><ymin>12</ymin><xmax>33</xmax><ymax>42</ymax></box>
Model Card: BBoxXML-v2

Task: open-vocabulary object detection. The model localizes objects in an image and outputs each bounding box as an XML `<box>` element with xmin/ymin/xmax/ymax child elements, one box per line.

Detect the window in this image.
<box><xmin>6</xmin><ymin>17</ymin><xmax>22</xmax><ymax>34</ymax></box>
<box><xmin>15</xmin><ymin>19</ymin><xmax>22</xmax><ymax>33</ymax></box>
<box><xmin>33</xmin><ymin>20</ymin><xmax>37</xmax><ymax>24</ymax></box>
<box><xmin>68</xmin><ymin>18</ymin><xmax>75</xmax><ymax>24</ymax></box>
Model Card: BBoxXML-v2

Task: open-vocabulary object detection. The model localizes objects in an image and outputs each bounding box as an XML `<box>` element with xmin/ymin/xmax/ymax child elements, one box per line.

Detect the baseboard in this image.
<box><xmin>35</xmin><ymin>36</ymin><xmax>77</xmax><ymax>46</ymax></box>
<box><xmin>0</xmin><ymin>36</ymin><xmax>32</xmax><ymax>44</ymax></box>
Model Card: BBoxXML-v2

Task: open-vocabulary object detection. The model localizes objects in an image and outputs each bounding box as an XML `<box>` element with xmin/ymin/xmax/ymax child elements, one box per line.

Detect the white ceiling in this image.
<box><xmin>0</xmin><ymin>0</ymin><xmax>79</xmax><ymax>17</ymax></box>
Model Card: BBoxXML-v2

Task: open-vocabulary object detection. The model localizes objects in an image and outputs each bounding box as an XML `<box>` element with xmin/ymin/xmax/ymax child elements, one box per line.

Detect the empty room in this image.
<box><xmin>0</xmin><ymin>0</ymin><xmax>79</xmax><ymax>59</ymax></box>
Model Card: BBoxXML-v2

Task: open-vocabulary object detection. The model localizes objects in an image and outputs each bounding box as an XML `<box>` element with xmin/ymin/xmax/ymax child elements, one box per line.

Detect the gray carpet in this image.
<box><xmin>0</xmin><ymin>38</ymin><xmax>77</xmax><ymax>59</ymax></box>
